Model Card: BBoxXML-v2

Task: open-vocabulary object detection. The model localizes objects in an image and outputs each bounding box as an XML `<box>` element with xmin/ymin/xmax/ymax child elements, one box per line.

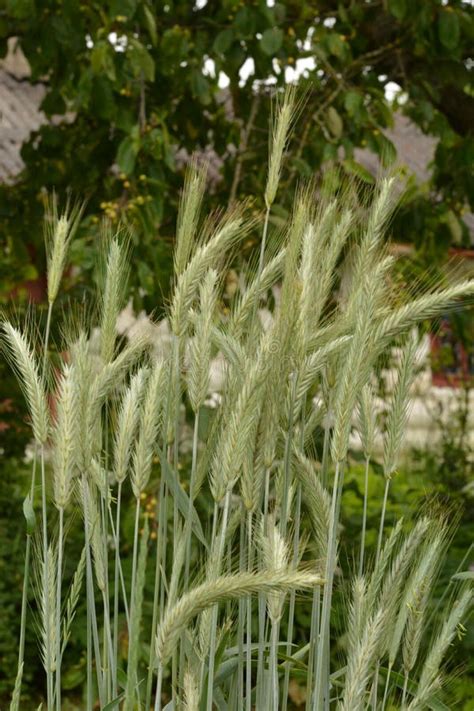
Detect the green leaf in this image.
<box><xmin>116</xmin><ymin>667</ymin><xmax>128</xmax><ymax>690</ymax></box>
<box><xmin>116</xmin><ymin>136</ymin><xmax>139</xmax><ymax>175</ymax></box>
<box><xmin>438</xmin><ymin>9</ymin><xmax>460</xmax><ymax>50</ymax></box>
<box><xmin>23</xmin><ymin>494</ymin><xmax>36</xmax><ymax>535</ymax></box>
<box><xmin>452</xmin><ymin>571</ymin><xmax>474</xmax><ymax>581</ymax></box>
<box><xmin>388</xmin><ymin>0</ymin><xmax>406</xmax><ymax>21</ymax></box>
<box><xmin>342</xmin><ymin>159</ymin><xmax>375</xmax><ymax>184</ymax></box>
<box><xmin>102</xmin><ymin>694</ymin><xmax>125</xmax><ymax>711</ymax></box>
<box><xmin>376</xmin><ymin>133</ymin><xmax>397</xmax><ymax>167</ymax></box>
<box><xmin>6</xmin><ymin>0</ymin><xmax>34</xmax><ymax>19</ymax></box>
<box><xmin>442</xmin><ymin>210</ymin><xmax>463</xmax><ymax>244</ymax></box>
<box><xmin>213</xmin><ymin>29</ymin><xmax>234</xmax><ymax>55</ymax></box>
<box><xmin>234</xmin><ymin>7</ymin><xmax>256</xmax><ymax>37</ymax></box>
<box><xmin>143</xmin><ymin>4</ymin><xmax>158</xmax><ymax>46</ymax></box>
<box><xmin>383</xmin><ymin>666</ymin><xmax>450</xmax><ymax>711</ymax></box>
<box><xmin>327</xmin><ymin>106</ymin><xmax>343</xmax><ymax>138</ymax></box>
<box><xmin>128</xmin><ymin>38</ymin><xmax>155</xmax><ymax>81</ymax></box>
<box><xmin>110</xmin><ymin>0</ymin><xmax>137</xmax><ymax>18</ymax></box>
<box><xmin>190</xmin><ymin>70</ymin><xmax>211</xmax><ymax>105</ymax></box>
<box><xmin>326</xmin><ymin>33</ymin><xmax>345</xmax><ymax>58</ymax></box>
<box><xmin>344</xmin><ymin>90</ymin><xmax>363</xmax><ymax>117</ymax></box>
<box><xmin>158</xmin><ymin>448</ymin><xmax>208</xmax><ymax>549</ymax></box>
<box><xmin>90</xmin><ymin>42</ymin><xmax>116</xmax><ymax>82</ymax></box>
<box><xmin>261</xmin><ymin>28</ymin><xmax>283</xmax><ymax>56</ymax></box>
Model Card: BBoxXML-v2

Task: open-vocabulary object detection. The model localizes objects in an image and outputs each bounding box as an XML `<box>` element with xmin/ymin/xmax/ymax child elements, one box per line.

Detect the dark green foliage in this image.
<box><xmin>1</xmin><ymin>0</ymin><xmax>473</xmax><ymax>311</ymax></box>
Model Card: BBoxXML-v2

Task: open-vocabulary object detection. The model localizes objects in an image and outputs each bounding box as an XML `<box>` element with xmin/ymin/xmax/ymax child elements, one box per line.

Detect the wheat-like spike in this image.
<box><xmin>229</xmin><ymin>249</ymin><xmax>286</xmax><ymax>338</ymax></box>
<box><xmin>33</xmin><ymin>543</ymin><xmax>57</xmax><ymax>674</ymax></box>
<box><xmin>277</xmin><ymin>188</ymin><xmax>311</xmax><ymax>330</ymax></box>
<box><xmin>298</xmin><ymin>207</ymin><xmax>352</xmax><ymax>351</ymax></box>
<box><xmin>408</xmin><ymin>587</ymin><xmax>473</xmax><ymax>710</ymax></box>
<box><xmin>131</xmin><ymin>359</ymin><xmax>166</xmax><ymax>497</ymax></box>
<box><xmin>44</xmin><ymin>193</ymin><xmax>84</xmax><ymax>304</ymax></box>
<box><xmin>61</xmin><ymin>547</ymin><xmax>86</xmax><ymax>655</ymax></box>
<box><xmin>69</xmin><ymin>333</ymin><xmax>94</xmax><ymax>472</ymax></box>
<box><xmin>114</xmin><ymin>367</ymin><xmax>148</xmax><ymax>484</ymax></box>
<box><xmin>366</xmin><ymin>518</ymin><xmax>405</xmax><ymax>612</ymax></box>
<box><xmin>210</xmin><ymin>356</ymin><xmax>266</xmax><ymax>502</ymax></box>
<box><xmin>347</xmin><ymin>576</ymin><xmax>368</xmax><ymax>661</ymax></box>
<box><xmin>294</xmin><ymin>335</ymin><xmax>352</xmax><ymax>420</ymax></box>
<box><xmin>357</xmin><ymin>382</ymin><xmax>378</xmax><ymax>459</ymax></box>
<box><xmin>175</xmin><ymin>156</ymin><xmax>208</xmax><ymax>276</ymax></box>
<box><xmin>2</xmin><ymin>322</ymin><xmax>49</xmax><ymax>444</ymax></box>
<box><xmin>339</xmin><ymin>608</ymin><xmax>385</xmax><ymax>711</ymax></box>
<box><xmin>293</xmin><ymin>448</ymin><xmax>331</xmax><ymax>565</ymax></box>
<box><xmin>80</xmin><ymin>478</ymin><xmax>106</xmax><ymax>592</ymax></box>
<box><xmin>402</xmin><ymin>532</ymin><xmax>446</xmax><ymax>674</ymax></box>
<box><xmin>156</xmin><ymin>569</ymin><xmax>324</xmax><ymax>666</ymax></box>
<box><xmin>265</xmin><ymin>85</ymin><xmax>297</xmax><ymax>208</ymax></box>
<box><xmin>372</xmin><ymin>519</ymin><xmax>431</xmax><ymax>653</ymax></box>
<box><xmin>261</xmin><ymin>514</ymin><xmax>291</xmax><ymax>622</ymax></box>
<box><xmin>93</xmin><ymin>334</ymin><xmax>149</xmax><ymax>403</ymax></box>
<box><xmin>182</xmin><ymin>667</ymin><xmax>200</xmax><ymax>711</ymax></box>
<box><xmin>168</xmin><ymin>524</ymin><xmax>187</xmax><ymax>608</ymax></box>
<box><xmin>387</xmin><ymin>529</ymin><xmax>440</xmax><ymax>666</ymax></box>
<box><xmin>383</xmin><ymin>334</ymin><xmax>419</xmax><ymax>478</ymax></box>
<box><xmin>100</xmin><ymin>237</ymin><xmax>129</xmax><ymax>364</ymax></box>
<box><xmin>376</xmin><ymin>280</ymin><xmax>474</xmax><ymax>342</ymax></box>
<box><xmin>52</xmin><ymin>362</ymin><xmax>79</xmax><ymax>509</ymax></box>
<box><xmin>9</xmin><ymin>661</ymin><xmax>23</xmax><ymax>711</ymax></box>
<box><xmin>240</xmin><ymin>406</ymin><xmax>265</xmax><ymax>512</ymax></box>
<box><xmin>352</xmin><ymin>178</ymin><xmax>395</xmax><ymax>280</ymax></box>
<box><xmin>170</xmin><ymin>211</ymin><xmax>251</xmax><ymax>336</ymax></box>
<box><xmin>331</xmin><ymin>275</ymin><xmax>381</xmax><ymax>463</ymax></box>
<box><xmin>210</xmin><ymin>325</ymin><xmax>246</xmax><ymax>372</ymax></box>
<box><xmin>187</xmin><ymin>269</ymin><xmax>219</xmax><ymax>412</ymax></box>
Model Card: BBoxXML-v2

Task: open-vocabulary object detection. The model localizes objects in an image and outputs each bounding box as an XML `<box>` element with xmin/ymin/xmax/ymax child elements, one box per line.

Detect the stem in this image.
<box><xmin>183</xmin><ymin>408</ymin><xmax>200</xmax><ymax>591</ymax></box>
<box><xmin>280</xmin><ymin>373</ymin><xmax>297</xmax><ymax>538</ymax></box>
<box><xmin>376</xmin><ymin>477</ymin><xmax>391</xmax><ymax>566</ymax></box>
<box><xmin>40</xmin><ymin>447</ymin><xmax>53</xmax><ymax>710</ymax></box>
<box><xmin>154</xmin><ymin>663</ymin><xmax>164</xmax><ymax>711</ymax></box>
<box><xmin>237</xmin><ymin>505</ymin><xmax>246</xmax><ymax>706</ymax></box>
<box><xmin>401</xmin><ymin>670</ymin><xmax>409</xmax><ymax>708</ymax></box>
<box><xmin>305</xmin><ymin>586</ymin><xmax>321</xmax><ymax>711</ymax></box>
<box><xmin>313</xmin><ymin>461</ymin><xmax>343</xmax><ymax>711</ymax></box>
<box><xmin>145</xmin><ymin>473</ymin><xmax>166</xmax><ymax>711</ymax></box>
<box><xmin>381</xmin><ymin>663</ymin><xmax>392</xmax><ymax>711</ymax></box>
<box><xmin>172</xmin><ymin>334</ymin><xmax>181</xmax><ymax>554</ymax></box>
<box><xmin>112</xmin><ymin>479</ymin><xmax>123</xmax><ymax>698</ymax></box>
<box><xmin>246</xmin><ymin>510</ymin><xmax>253</xmax><ymax>711</ymax></box>
<box><xmin>82</xmin><ymin>476</ymin><xmax>104</xmax><ymax>708</ymax></box>
<box><xmin>281</xmin><ymin>484</ymin><xmax>302</xmax><ymax>711</ymax></box>
<box><xmin>55</xmin><ymin>507</ymin><xmax>64</xmax><ymax>711</ymax></box>
<box><xmin>358</xmin><ymin>455</ymin><xmax>370</xmax><ymax>577</ymax></box>
<box><xmin>249</xmin><ymin>204</ymin><xmax>271</xmax><ymax>334</ymax></box>
<box><xmin>270</xmin><ymin>620</ymin><xmax>279</xmax><ymax>711</ymax></box>
<box><xmin>206</xmin><ymin>491</ymin><xmax>231</xmax><ymax>711</ymax></box>
<box><xmin>131</xmin><ymin>497</ymin><xmax>141</xmax><ymax>599</ymax></box>
<box><xmin>14</xmin><ymin>455</ymin><xmax>37</xmax><ymax>704</ymax></box>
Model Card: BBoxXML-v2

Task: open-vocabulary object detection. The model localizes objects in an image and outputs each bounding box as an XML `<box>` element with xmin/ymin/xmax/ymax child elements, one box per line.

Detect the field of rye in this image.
<box><xmin>2</xmin><ymin>91</ymin><xmax>473</xmax><ymax>711</ymax></box>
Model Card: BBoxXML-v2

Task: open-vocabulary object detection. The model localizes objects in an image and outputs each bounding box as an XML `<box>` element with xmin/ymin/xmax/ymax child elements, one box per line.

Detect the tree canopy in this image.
<box><xmin>1</xmin><ymin>0</ymin><xmax>473</xmax><ymax>309</ymax></box>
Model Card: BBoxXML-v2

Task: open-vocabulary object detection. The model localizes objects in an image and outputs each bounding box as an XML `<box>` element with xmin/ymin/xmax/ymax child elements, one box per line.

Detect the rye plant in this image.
<box><xmin>3</xmin><ymin>90</ymin><xmax>473</xmax><ymax>710</ymax></box>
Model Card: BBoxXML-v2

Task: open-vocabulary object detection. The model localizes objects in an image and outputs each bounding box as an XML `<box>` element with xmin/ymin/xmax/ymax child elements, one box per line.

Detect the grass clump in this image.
<box><xmin>3</xmin><ymin>90</ymin><xmax>473</xmax><ymax>710</ymax></box>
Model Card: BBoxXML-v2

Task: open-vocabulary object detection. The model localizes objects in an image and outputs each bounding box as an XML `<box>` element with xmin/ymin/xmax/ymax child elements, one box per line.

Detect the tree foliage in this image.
<box><xmin>0</xmin><ymin>0</ymin><xmax>473</xmax><ymax>309</ymax></box>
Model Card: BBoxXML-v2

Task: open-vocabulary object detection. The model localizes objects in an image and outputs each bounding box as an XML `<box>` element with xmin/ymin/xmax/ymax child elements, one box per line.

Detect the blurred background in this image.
<box><xmin>0</xmin><ymin>1</ymin><xmax>473</xmax><ymax>707</ymax></box>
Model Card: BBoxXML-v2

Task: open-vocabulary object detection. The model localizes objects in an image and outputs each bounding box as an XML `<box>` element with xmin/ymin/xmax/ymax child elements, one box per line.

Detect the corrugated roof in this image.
<box><xmin>0</xmin><ymin>70</ymin><xmax>46</xmax><ymax>182</ymax></box>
